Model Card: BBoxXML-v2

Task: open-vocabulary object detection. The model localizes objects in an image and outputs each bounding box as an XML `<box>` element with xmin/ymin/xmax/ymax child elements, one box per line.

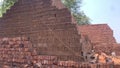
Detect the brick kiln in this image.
<box><xmin>77</xmin><ymin>24</ymin><xmax>117</xmax><ymax>55</ymax></box>
<box><xmin>0</xmin><ymin>0</ymin><xmax>120</xmax><ymax>67</ymax></box>
<box><xmin>77</xmin><ymin>24</ymin><xmax>116</xmax><ymax>44</ymax></box>
<box><xmin>0</xmin><ymin>0</ymin><xmax>84</xmax><ymax>62</ymax></box>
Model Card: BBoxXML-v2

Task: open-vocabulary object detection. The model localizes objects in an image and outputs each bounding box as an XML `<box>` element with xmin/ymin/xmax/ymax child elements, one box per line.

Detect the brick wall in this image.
<box><xmin>112</xmin><ymin>44</ymin><xmax>120</xmax><ymax>55</ymax></box>
<box><xmin>77</xmin><ymin>24</ymin><xmax>116</xmax><ymax>44</ymax></box>
<box><xmin>77</xmin><ymin>24</ymin><xmax>117</xmax><ymax>55</ymax></box>
<box><xmin>0</xmin><ymin>37</ymin><xmax>100</xmax><ymax>68</ymax></box>
<box><xmin>0</xmin><ymin>0</ymin><xmax>83</xmax><ymax>61</ymax></box>
<box><xmin>0</xmin><ymin>0</ymin><xmax>119</xmax><ymax>64</ymax></box>
<box><xmin>0</xmin><ymin>37</ymin><xmax>119</xmax><ymax>67</ymax></box>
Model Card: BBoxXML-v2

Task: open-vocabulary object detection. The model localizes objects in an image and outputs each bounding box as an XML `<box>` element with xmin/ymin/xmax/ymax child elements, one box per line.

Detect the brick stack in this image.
<box><xmin>0</xmin><ymin>37</ymin><xmax>36</xmax><ymax>67</ymax></box>
<box><xmin>77</xmin><ymin>24</ymin><xmax>116</xmax><ymax>44</ymax></box>
<box><xmin>0</xmin><ymin>37</ymin><xmax>118</xmax><ymax>68</ymax></box>
<box><xmin>0</xmin><ymin>37</ymin><xmax>68</xmax><ymax>67</ymax></box>
<box><xmin>0</xmin><ymin>37</ymin><xmax>104</xmax><ymax>67</ymax></box>
<box><xmin>77</xmin><ymin>24</ymin><xmax>116</xmax><ymax>54</ymax></box>
<box><xmin>112</xmin><ymin>44</ymin><xmax>120</xmax><ymax>55</ymax></box>
<box><xmin>0</xmin><ymin>0</ymin><xmax>82</xmax><ymax>61</ymax></box>
<box><xmin>94</xmin><ymin>43</ymin><xmax>114</xmax><ymax>55</ymax></box>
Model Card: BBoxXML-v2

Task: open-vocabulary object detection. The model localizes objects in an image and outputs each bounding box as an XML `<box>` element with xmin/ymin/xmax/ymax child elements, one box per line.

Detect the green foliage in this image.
<box><xmin>0</xmin><ymin>6</ymin><xmax>2</xmax><ymax>17</ymax></box>
<box><xmin>62</xmin><ymin>0</ymin><xmax>81</xmax><ymax>13</ymax></box>
<box><xmin>62</xmin><ymin>0</ymin><xmax>90</xmax><ymax>25</ymax></box>
<box><xmin>0</xmin><ymin>0</ymin><xmax>17</xmax><ymax>17</ymax></box>
<box><xmin>73</xmin><ymin>12</ymin><xmax>90</xmax><ymax>25</ymax></box>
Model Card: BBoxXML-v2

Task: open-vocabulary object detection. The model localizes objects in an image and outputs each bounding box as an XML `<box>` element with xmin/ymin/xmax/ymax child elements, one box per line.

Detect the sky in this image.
<box><xmin>0</xmin><ymin>0</ymin><xmax>3</xmax><ymax>5</ymax></box>
<box><xmin>81</xmin><ymin>0</ymin><xmax>120</xmax><ymax>43</ymax></box>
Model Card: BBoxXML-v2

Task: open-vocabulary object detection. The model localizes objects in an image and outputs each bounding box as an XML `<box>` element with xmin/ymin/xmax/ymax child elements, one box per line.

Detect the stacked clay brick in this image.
<box><xmin>0</xmin><ymin>37</ymin><xmax>74</xmax><ymax>67</ymax></box>
<box><xmin>0</xmin><ymin>37</ymin><xmax>119</xmax><ymax>67</ymax></box>
<box><xmin>0</xmin><ymin>37</ymin><xmax>105</xmax><ymax>67</ymax></box>
<box><xmin>0</xmin><ymin>0</ymin><xmax>82</xmax><ymax>61</ymax></box>
<box><xmin>77</xmin><ymin>24</ymin><xmax>117</xmax><ymax>55</ymax></box>
<box><xmin>77</xmin><ymin>24</ymin><xmax>116</xmax><ymax>44</ymax></box>
<box><xmin>112</xmin><ymin>44</ymin><xmax>120</xmax><ymax>55</ymax></box>
<box><xmin>0</xmin><ymin>37</ymin><xmax>37</xmax><ymax>67</ymax></box>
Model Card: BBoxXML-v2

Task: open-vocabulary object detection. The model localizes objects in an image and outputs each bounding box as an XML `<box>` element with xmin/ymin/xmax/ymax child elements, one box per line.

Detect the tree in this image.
<box><xmin>0</xmin><ymin>0</ymin><xmax>17</xmax><ymax>17</ymax></box>
<box><xmin>62</xmin><ymin>0</ymin><xmax>90</xmax><ymax>25</ymax></box>
<box><xmin>73</xmin><ymin>12</ymin><xmax>90</xmax><ymax>25</ymax></box>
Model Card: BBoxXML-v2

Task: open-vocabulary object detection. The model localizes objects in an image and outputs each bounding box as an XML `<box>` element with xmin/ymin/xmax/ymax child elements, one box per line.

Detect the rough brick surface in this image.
<box><xmin>0</xmin><ymin>0</ymin><xmax>82</xmax><ymax>61</ymax></box>
<box><xmin>0</xmin><ymin>37</ymin><xmax>117</xmax><ymax>68</ymax></box>
<box><xmin>112</xmin><ymin>44</ymin><xmax>120</xmax><ymax>55</ymax></box>
<box><xmin>77</xmin><ymin>24</ymin><xmax>116</xmax><ymax>44</ymax></box>
<box><xmin>0</xmin><ymin>0</ymin><xmax>119</xmax><ymax>66</ymax></box>
<box><xmin>77</xmin><ymin>24</ymin><xmax>117</xmax><ymax>55</ymax></box>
